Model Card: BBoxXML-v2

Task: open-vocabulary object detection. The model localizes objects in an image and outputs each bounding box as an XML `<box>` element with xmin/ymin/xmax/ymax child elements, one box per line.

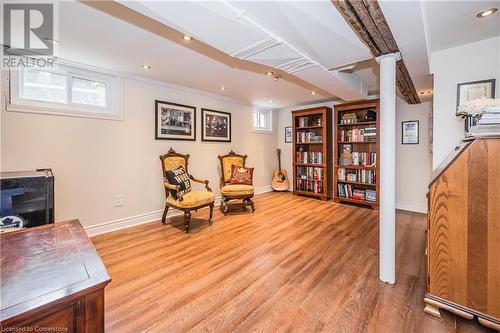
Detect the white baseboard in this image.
<box><xmin>85</xmin><ymin>185</ymin><xmax>273</xmax><ymax>237</ymax></box>
<box><xmin>396</xmin><ymin>201</ymin><xmax>427</xmax><ymax>214</ymax></box>
<box><xmin>255</xmin><ymin>185</ymin><xmax>272</xmax><ymax>195</ymax></box>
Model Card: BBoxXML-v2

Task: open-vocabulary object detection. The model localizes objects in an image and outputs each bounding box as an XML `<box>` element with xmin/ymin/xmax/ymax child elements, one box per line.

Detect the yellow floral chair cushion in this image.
<box><xmin>163</xmin><ymin>156</ymin><xmax>186</xmax><ymax>172</ymax></box>
<box><xmin>220</xmin><ymin>184</ymin><xmax>255</xmax><ymax>197</ymax></box>
<box><xmin>166</xmin><ymin>190</ymin><xmax>215</xmax><ymax>208</ymax></box>
<box><xmin>222</xmin><ymin>156</ymin><xmax>244</xmax><ymax>182</ymax></box>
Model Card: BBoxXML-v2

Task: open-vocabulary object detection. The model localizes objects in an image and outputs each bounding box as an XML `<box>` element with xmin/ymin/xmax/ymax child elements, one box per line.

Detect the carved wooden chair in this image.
<box><xmin>218</xmin><ymin>150</ymin><xmax>255</xmax><ymax>215</ymax></box>
<box><xmin>160</xmin><ymin>148</ymin><xmax>215</xmax><ymax>233</ymax></box>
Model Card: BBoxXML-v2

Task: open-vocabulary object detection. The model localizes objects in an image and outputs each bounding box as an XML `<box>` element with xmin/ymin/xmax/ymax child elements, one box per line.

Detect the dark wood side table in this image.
<box><xmin>0</xmin><ymin>220</ymin><xmax>111</xmax><ymax>332</ymax></box>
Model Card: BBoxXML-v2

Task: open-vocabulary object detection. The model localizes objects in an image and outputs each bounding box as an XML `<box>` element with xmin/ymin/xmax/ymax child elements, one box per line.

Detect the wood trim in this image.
<box><xmin>331</xmin><ymin>0</ymin><xmax>421</xmax><ymax>104</ymax></box>
<box><xmin>424</xmin><ymin>294</ymin><xmax>500</xmax><ymax>329</ymax></box>
<box><xmin>429</xmin><ymin>139</ymin><xmax>474</xmax><ymax>188</ymax></box>
<box><xmin>292</xmin><ymin>106</ymin><xmax>332</xmax><ymax>200</ymax></box>
<box><xmin>333</xmin><ymin>99</ymin><xmax>379</xmax><ymax>209</ymax></box>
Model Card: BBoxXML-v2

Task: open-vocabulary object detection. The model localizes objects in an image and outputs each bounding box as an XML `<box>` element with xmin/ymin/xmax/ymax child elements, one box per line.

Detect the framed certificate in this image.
<box><xmin>402</xmin><ymin>120</ymin><xmax>419</xmax><ymax>145</ymax></box>
<box><xmin>456</xmin><ymin>79</ymin><xmax>496</xmax><ymax>112</ymax></box>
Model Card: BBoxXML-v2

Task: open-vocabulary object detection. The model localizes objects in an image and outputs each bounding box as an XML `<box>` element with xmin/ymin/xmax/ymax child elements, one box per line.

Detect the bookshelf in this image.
<box><xmin>334</xmin><ymin>99</ymin><xmax>380</xmax><ymax>209</ymax></box>
<box><xmin>292</xmin><ymin>107</ymin><xmax>332</xmax><ymax>201</ymax></box>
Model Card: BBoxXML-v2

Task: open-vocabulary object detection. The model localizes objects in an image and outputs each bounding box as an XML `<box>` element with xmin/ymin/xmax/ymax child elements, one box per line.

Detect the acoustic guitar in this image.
<box><xmin>272</xmin><ymin>149</ymin><xmax>290</xmax><ymax>191</ymax></box>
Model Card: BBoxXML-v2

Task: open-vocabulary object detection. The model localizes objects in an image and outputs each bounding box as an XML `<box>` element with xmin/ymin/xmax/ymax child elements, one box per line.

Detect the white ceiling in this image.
<box><xmin>119</xmin><ymin>0</ymin><xmax>374</xmax><ymax>101</ymax></box>
<box><xmin>421</xmin><ymin>0</ymin><xmax>500</xmax><ymax>53</ymax></box>
<box><xmin>59</xmin><ymin>1</ymin><xmax>336</xmax><ymax>109</ymax></box>
<box><xmin>55</xmin><ymin>0</ymin><xmax>500</xmax><ymax>109</ymax></box>
<box><xmin>379</xmin><ymin>0</ymin><xmax>433</xmax><ymax>100</ymax></box>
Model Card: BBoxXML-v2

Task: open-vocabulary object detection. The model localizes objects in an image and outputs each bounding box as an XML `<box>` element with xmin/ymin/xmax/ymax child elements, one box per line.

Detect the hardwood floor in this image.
<box><xmin>91</xmin><ymin>192</ymin><xmax>493</xmax><ymax>333</ymax></box>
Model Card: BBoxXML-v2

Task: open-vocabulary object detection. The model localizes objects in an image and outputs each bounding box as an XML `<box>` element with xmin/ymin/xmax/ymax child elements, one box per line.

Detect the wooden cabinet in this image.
<box><xmin>0</xmin><ymin>220</ymin><xmax>111</xmax><ymax>332</ymax></box>
<box><xmin>292</xmin><ymin>106</ymin><xmax>332</xmax><ymax>200</ymax></box>
<box><xmin>425</xmin><ymin>137</ymin><xmax>500</xmax><ymax>330</ymax></box>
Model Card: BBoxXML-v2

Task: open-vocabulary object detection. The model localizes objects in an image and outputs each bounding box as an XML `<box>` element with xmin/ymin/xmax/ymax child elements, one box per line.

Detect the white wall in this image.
<box><xmin>1</xmin><ymin>76</ymin><xmax>277</xmax><ymax>231</ymax></box>
<box><xmin>395</xmin><ymin>97</ymin><xmax>432</xmax><ymax>213</ymax></box>
<box><xmin>430</xmin><ymin>36</ymin><xmax>500</xmax><ymax>169</ymax></box>
<box><xmin>277</xmin><ymin>97</ymin><xmax>432</xmax><ymax>213</ymax></box>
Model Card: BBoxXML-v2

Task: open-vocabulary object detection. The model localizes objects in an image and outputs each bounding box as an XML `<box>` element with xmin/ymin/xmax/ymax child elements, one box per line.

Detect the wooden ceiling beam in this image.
<box><xmin>332</xmin><ymin>0</ymin><xmax>421</xmax><ymax>104</ymax></box>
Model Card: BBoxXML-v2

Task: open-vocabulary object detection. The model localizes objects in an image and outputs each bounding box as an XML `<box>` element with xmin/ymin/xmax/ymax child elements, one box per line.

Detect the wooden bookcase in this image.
<box><xmin>292</xmin><ymin>107</ymin><xmax>332</xmax><ymax>200</ymax></box>
<box><xmin>334</xmin><ymin>99</ymin><xmax>380</xmax><ymax>209</ymax></box>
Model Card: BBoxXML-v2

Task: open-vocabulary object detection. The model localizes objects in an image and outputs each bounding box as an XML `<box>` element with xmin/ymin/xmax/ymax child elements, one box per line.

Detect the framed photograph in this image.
<box><xmin>402</xmin><ymin>120</ymin><xmax>419</xmax><ymax>145</ymax></box>
<box><xmin>201</xmin><ymin>108</ymin><xmax>231</xmax><ymax>142</ymax></box>
<box><xmin>155</xmin><ymin>100</ymin><xmax>196</xmax><ymax>141</ymax></box>
<box><xmin>285</xmin><ymin>126</ymin><xmax>292</xmax><ymax>143</ymax></box>
<box><xmin>456</xmin><ymin>79</ymin><xmax>496</xmax><ymax>111</ymax></box>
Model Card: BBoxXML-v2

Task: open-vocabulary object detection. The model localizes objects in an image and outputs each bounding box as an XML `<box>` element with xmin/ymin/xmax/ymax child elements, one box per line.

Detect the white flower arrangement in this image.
<box><xmin>456</xmin><ymin>97</ymin><xmax>500</xmax><ymax>117</ymax></box>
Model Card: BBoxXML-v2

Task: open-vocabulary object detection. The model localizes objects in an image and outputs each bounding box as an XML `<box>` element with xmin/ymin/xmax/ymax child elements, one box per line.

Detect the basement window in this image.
<box><xmin>7</xmin><ymin>60</ymin><xmax>122</xmax><ymax>120</ymax></box>
<box><xmin>252</xmin><ymin>109</ymin><xmax>272</xmax><ymax>132</ymax></box>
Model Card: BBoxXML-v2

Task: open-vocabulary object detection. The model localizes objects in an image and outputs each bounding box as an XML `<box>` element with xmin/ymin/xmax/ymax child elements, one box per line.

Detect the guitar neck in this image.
<box><xmin>277</xmin><ymin>149</ymin><xmax>282</xmax><ymax>171</ymax></box>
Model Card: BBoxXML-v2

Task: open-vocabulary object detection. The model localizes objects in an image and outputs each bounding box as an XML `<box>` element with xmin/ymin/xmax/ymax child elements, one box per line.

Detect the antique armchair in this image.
<box><xmin>160</xmin><ymin>148</ymin><xmax>215</xmax><ymax>233</ymax></box>
<box><xmin>218</xmin><ymin>150</ymin><xmax>255</xmax><ymax>215</ymax></box>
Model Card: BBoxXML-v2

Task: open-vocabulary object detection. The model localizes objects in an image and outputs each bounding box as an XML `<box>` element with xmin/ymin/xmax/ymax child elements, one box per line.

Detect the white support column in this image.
<box><xmin>376</xmin><ymin>52</ymin><xmax>400</xmax><ymax>284</ymax></box>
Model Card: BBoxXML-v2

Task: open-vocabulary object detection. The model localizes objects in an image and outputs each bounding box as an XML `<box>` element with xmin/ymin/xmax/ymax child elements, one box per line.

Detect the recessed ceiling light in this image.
<box><xmin>141</xmin><ymin>64</ymin><xmax>152</xmax><ymax>70</ymax></box>
<box><xmin>44</xmin><ymin>37</ymin><xmax>59</xmax><ymax>45</ymax></box>
<box><xmin>266</xmin><ymin>71</ymin><xmax>273</xmax><ymax>76</ymax></box>
<box><xmin>220</xmin><ymin>86</ymin><xmax>227</xmax><ymax>91</ymax></box>
<box><xmin>310</xmin><ymin>91</ymin><xmax>317</xmax><ymax>95</ymax></box>
<box><xmin>182</xmin><ymin>34</ymin><xmax>192</xmax><ymax>41</ymax></box>
<box><xmin>477</xmin><ymin>8</ymin><xmax>497</xmax><ymax>17</ymax></box>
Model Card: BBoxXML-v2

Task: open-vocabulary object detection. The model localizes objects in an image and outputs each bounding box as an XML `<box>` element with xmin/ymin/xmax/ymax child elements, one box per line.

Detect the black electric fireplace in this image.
<box><xmin>0</xmin><ymin>169</ymin><xmax>54</xmax><ymax>228</ymax></box>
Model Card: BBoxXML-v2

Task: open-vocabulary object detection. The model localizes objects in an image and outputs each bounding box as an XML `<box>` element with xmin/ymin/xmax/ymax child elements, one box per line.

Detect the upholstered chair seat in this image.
<box><xmin>160</xmin><ymin>147</ymin><xmax>214</xmax><ymax>233</ymax></box>
<box><xmin>220</xmin><ymin>184</ymin><xmax>255</xmax><ymax>196</ymax></box>
<box><xmin>166</xmin><ymin>190</ymin><xmax>215</xmax><ymax>208</ymax></box>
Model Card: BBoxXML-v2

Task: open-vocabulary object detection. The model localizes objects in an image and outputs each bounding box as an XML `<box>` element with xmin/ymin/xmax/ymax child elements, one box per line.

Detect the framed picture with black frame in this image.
<box><xmin>285</xmin><ymin>126</ymin><xmax>292</xmax><ymax>143</ymax></box>
<box><xmin>201</xmin><ymin>108</ymin><xmax>231</xmax><ymax>142</ymax></box>
<box><xmin>456</xmin><ymin>79</ymin><xmax>495</xmax><ymax>131</ymax></box>
<box><xmin>155</xmin><ymin>100</ymin><xmax>196</xmax><ymax>141</ymax></box>
<box><xmin>456</xmin><ymin>79</ymin><xmax>496</xmax><ymax>110</ymax></box>
<box><xmin>401</xmin><ymin>120</ymin><xmax>419</xmax><ymax>145</ymax></box>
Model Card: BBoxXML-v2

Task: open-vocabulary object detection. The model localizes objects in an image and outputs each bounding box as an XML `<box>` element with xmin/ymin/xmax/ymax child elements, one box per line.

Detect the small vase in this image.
<box><xmin>465</xmin><ymin>115</ymin><xmax>481</xmax><ymax>133</ymax></box>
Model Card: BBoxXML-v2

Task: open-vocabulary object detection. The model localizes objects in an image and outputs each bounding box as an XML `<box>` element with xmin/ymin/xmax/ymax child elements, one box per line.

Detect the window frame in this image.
<box><xmin>252</xmin><ymin>108</ymin><xmax>273</xmax><ymax>133</ymax></box>
<box><xmin>7</xmin><ymin>59</ymin><xmax>123</xmax><ymax>120</ymax></box>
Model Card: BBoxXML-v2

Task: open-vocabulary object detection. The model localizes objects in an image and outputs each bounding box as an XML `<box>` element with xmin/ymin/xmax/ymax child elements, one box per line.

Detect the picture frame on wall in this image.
<box><xmin>456</xmin><ymin>79</ymin><xmax>496</xmax><ymax>113</ymax></box>
<box><xmin>201</xmin><ymin>108</ymin><xmax>231</xmax><ymax>142</ymax></box>
<box><xmin>402</xmin><ymin>120</ymin><xmax>419</xmax><ymax>145</ymax></box>
<box><xmin>155</xmin><ymin>100</ymin><xmax>196</xmax><ymax>141</ymax></box>
<box><xmin>285</xmin><ymin>126</ymin><xmax>292</xmax><ymax>143</ymax></box>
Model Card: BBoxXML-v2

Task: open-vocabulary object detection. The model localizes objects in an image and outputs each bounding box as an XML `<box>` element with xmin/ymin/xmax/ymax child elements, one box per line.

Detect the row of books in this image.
<box><xmin>297</xmin><ymin>116</ymin><xmax>322</xmax><ymax>128</ymax></box>
<box><xmin>297</xmin><ymin>132</ymin><xmax>322</xmax><ymax>143</ymax></box>
<box><xmin>337</xmin><ymin>184</ymin><xmax>377</xmax><ymax>202</ymax></box>
<box><xmin>296</xmin><ymin>166</ymin><xmax>324</xmax><ymax>181</ymax></box>
<box><xmin>339</xmin><ymin>128</ymin><xmax>376</xmax><ymax>142</ymax></box>
<box><xmin>339</xmin><ymin>152</ymin><xmax>377</xmax><ymax>166</ymax></box>
<box><xmin>296</xmin><ymin>151</ymin><xmax>323</xmax><ymax>164</ymax></box>
<box><xmin>337</xmin><ymin>168</ymin><xmax>376</xmax><ymax>184</ymax></box>
<box><xmin>296</xmin><ymin>179</ymin><xmax>324</xmax><ymax>194</ymax></box>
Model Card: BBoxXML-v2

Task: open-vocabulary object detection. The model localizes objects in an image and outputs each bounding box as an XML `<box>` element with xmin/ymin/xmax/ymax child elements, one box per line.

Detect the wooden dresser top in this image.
<box><xmin>0</xmin><ymin>220</ymin><xmax>111</xmax><ymax>322</ymax></box>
